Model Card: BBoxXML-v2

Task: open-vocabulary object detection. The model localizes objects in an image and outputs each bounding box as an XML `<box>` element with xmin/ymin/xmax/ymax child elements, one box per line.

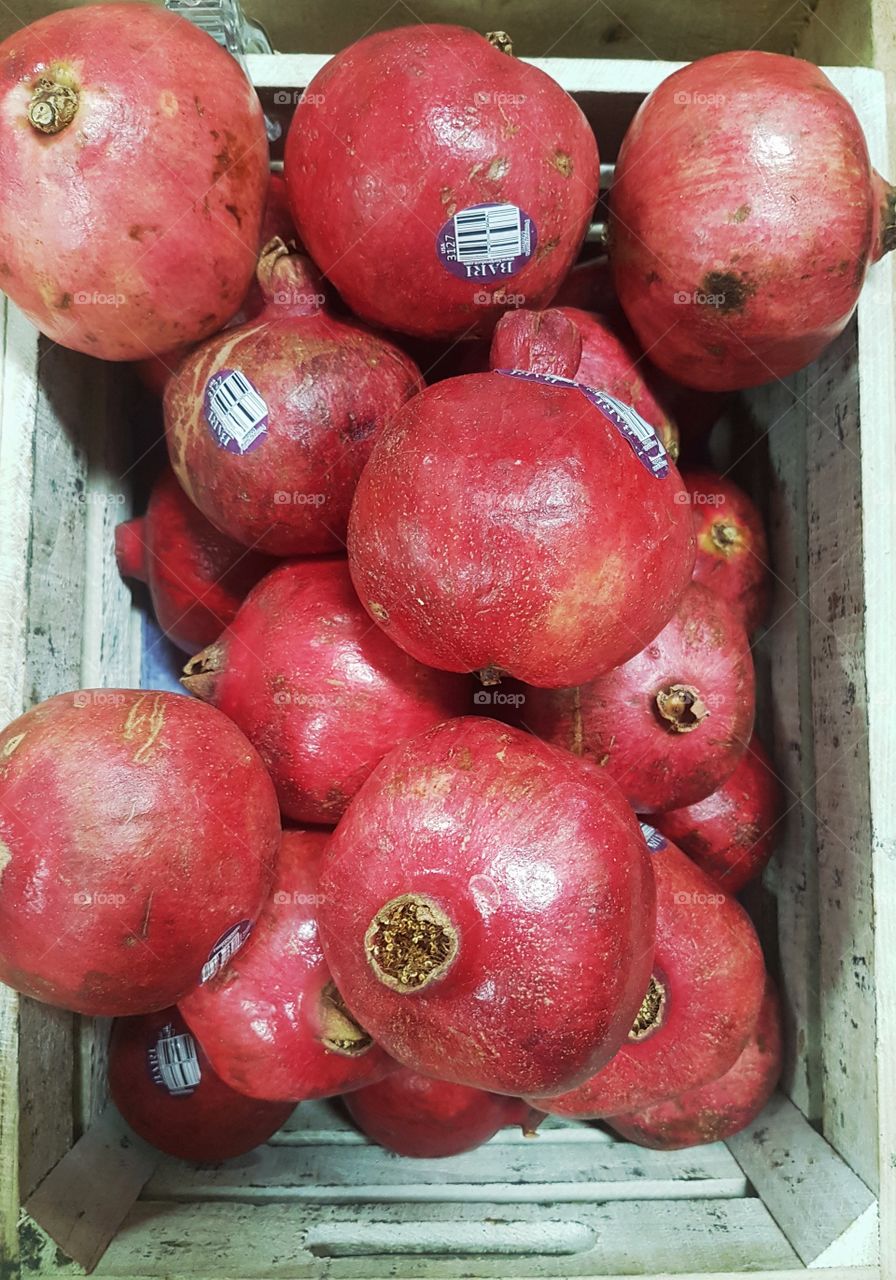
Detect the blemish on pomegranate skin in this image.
<box><xmin>552</xmin><ymin>150</ymin><xmax>573</xmax><ymax>178</ymax></box>
<box><xmin>0</xmin><ymin>839</ymin><xmax>12</xmax><ymax>884</ymax></box>
<box><xmin>58</xmin><ymin>292</ymin><xmax>73</xmax><ymax>310</ymax></box>
<box><xmin>123</xmin><ymin>692</ymin><xmax>166</xmax><ymax>764</ymax></box>
<box><xmin>700</xmin><ymin>271</ymin><xmax>756</xmax><ymax>313</ymax></box>
<box><xmin>369</xmin><ymin>602</ymin><xmax>389</xmax><ymax>622</ymax></box>
<box><xmin>729</xmin><ymin>204</ymin><xmax>751</xmax><ymax>223</ymax></box>
<box><xmin>159</xmin><ymin>90</ymin><xmax>178</xmax><ymax>118</ymax></box>
<box><xmin>1</xmin><ymin>732</ymin><xmax>26</xmax><ymax>759</ymax></box>
<box><xmin>486</xmin><ymin>155</ymin><xmax>509</xmax><ymax>182</ymax></box>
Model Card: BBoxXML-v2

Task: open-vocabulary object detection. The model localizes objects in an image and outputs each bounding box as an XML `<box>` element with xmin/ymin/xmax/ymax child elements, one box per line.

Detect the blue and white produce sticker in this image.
<box><xmin>639</xmin><ymin>821</ymin><xmax>668</xmax><ymax>853</ymax></box>
<box><xmin>436</xmin><ymin>203</ymin><xmax>537</xmax><ymax>280</ymax></box>
<box><xmin>200</xmin><ymin>919</ymin><xmax>252</xmax><ymax>984</ymax></box>
<box><xmin>149</xmin><ymin>1023</ymin><xmax>201</xmax><ymax>1096</ymax></box>
<box><xmin>204</xmin><ymin>368</ymin><xmax>269</xmax><ymax>455</ymax></box>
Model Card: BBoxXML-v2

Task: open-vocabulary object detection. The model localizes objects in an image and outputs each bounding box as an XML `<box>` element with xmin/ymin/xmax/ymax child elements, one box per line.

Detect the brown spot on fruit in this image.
<box><xmin>700</xmin><ymin>271</ymin><xmax>756</xmax><ymax>313</ymax></box>
<box><xmin>58</xmin><ymin>292</ymin><xmax>73</xmax><ymax>310</ymax></box>
<box><xmin>486</xmin><ymin>155</ymin><xmax>509</xmax><ymax>182</ymax></box>
<box><xmin>553</xmin><ymin>150</ymin><xmax>573</xmax><ymax>178</ymax></box>
<box><xmin>224</xmin><ymin>203</ymin><xmax>242</xmax><ymax>227</ymax></box>
<box><xmin>369</xmin><ymin>602</ymin><xmax>389</xmax><ymax>623</ymax></box>
<box><xmin>730</xmin><ymin>204</ymin><xmax>751</xmax><ymax>223</ymax></box>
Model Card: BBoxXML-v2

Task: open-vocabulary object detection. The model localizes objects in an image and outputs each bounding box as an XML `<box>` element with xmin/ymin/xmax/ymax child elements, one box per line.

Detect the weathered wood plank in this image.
<box><xmin>144</xmin><ymin>1135</ymin><xmax>746</xmax><ymax>1203</ymax></box>
<box><xmin>91</xmin><ymin>1198</ymin><xmax>799</xmax><ymax>1277</ymax></box>
<box><xmin>24</xmin><ymin>1107</ymin><xmax>159</xmax><ymax>1274</ymax></box>
<box><xmin>726</xmin><ymin>1091</ymin><xmax>877</xmax><ymax>1266</ymax></box>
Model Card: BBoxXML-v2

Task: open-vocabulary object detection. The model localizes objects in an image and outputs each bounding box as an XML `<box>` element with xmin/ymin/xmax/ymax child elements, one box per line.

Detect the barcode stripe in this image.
<box><xmin>453</xmin><ymin>204</ymin><xmax>523</xmax><ymax>265</ymax></box>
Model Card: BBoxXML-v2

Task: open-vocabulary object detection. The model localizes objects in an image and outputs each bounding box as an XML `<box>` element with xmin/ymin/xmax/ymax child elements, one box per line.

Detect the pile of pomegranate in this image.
<box><xmin>3</xmin><ymin>3</ymin><xmax>883</xmax><ymax>1169</ymax></box>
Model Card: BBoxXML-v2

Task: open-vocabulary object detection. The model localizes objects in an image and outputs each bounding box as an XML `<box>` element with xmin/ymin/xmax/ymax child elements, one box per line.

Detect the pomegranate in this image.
<box><xmin>180</xmin><ymin>830</ymin><xmax>394</xmax><ymax>1102</ymax></box>
<box><xmin>655</xmin><ymin>735</ymin><xmax>784</xmax><ymax>894</ymax></box>
<box><xmin>115</xmin><ymin>467</ymin><xmax>276</xmax><ymax>654</ymax></box>
<box><xmin>610</xmin><ymin>51</ymin><xmax>896</xmax><ymax>390</ymax></box>
<box><xmin>284</xmin><ymin>25</ymin><xmax>599</xmax><ymax>340</ymax></box>
<box><xmin>524</xmin><ymin>582</ymin><xmax>755</xmax><ymax>812</ymax></box>
<box><xmin>554</xmin><ymin>306</ymin><xmax>680</xmax><ymax>460</ymax></box>
<box><xmin>0</xmin><ymin>2</ymin><xmax>268</xmax><ymax>361</ymax></box>
<box><xmin>0</xmin><ymin>689</ymin><xmax>279</xmax><ymax>1015</ymax></box>
<box><xmin>609</xmin><ymin>977</ymin><xmax>782</xmax><ymax>1148</ymax></box>
<box><xmin>344</xmin><ymin>1067</ymin><xmax>543</xmax><ymax>1157</ymax></box>
<box><xmin>532</xmin><ymin>831</ymin><xmax>765</xmax><ymax>1118</ymax></box>
<box><xmin>317</xmin><ymin>717</ymin><xmax>656</xmax><ymax>1096</ymax></box>
<box><xmin>490</xmin><ymin>308</ymin><xmax>583</xmax><ymax>379</ymax></box>
<box><xmin>554</xmin><ymin>256</ymin><xmax>618</xmax><ymax>312</ymax></box>
<box><xmin>165</xmin><ymin>239</ymin><xmax>423</xmax><ymax>556</ymax></box>
<box><xmin>348</xmin><ymin>330</ymin><xmax>695</xmax><ymax>688</ymax></box>
<box><xmin>108</xmin><ymin>1007</ymin><xmax>293</xmax><ymax>1161</ymax></box>
<box><xmin>684</xmin><ymin>469</ymin><xmax>771</xmax><ymax>634</ymax></box>
<box><xmin>181</xmin><ymin>558</ymin><xmax>469</xmax><ymax>825</ymax></box>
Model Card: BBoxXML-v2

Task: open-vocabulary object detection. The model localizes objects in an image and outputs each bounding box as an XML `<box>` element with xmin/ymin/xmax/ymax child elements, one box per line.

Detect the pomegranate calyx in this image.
<box><xmin>479</xmin><ymin>665</ymin><xmax>504</xmax><ymax>687</ymax></box>
<box><xmin>319</xmin><ymin>981</ymin><xmax>374</xmax><ymax>1057</ymax></box>
<box><xmin>710</xmin><ymin>519</ymin><xmax>743</xmax><ymax>553</ymax></box>
<box><xmin>181</xmin><ymin>642</ymin><xmax>227</xmax><ymax>702</ymax></box>
<box><xmin>28</xmin><ymin>74</ymin><xmax>79</xmax><ymax>134</ymax></box>
<box><xmin>364</xmin><ymin>893</ymin><xmax>458</xmax><ymax>994</ymax></box>
<box><xmin>629</xmin><ymin>974</ymin><xmax>666</xmax><ymax>1041</ymax></box>
<box><xmin>655</xmin><ymin>683</ymin><xmax>709</xmax><ymax>733</ymax></box>
<box><xmin>256</xmin><ymin>236</ymin><xmax>325</xmax><ymax>315</ymax></box>
<box><xmin>486</xmin><ymin>30</ymin><xmax>513</xmax><ymax>54</ymax></box>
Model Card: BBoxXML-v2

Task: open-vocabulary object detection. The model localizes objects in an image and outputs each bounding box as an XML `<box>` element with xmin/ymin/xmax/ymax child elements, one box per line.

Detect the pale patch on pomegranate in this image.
<box><xmin>122</xmin><ymin>693</ymin><xmax>166</xmax><ymax>763</ymax></box>
<box><xmin>0</xmin><ymin>838</ymin><xmax>11</xmax><ymax>885</ymax></box>
<box><xmin>1</xmin><ymin>732</ymin><xmax>26</xmax><ymax>759</ymax></box>
<box><xmin>159</xmin><ymin>90</ymin><xmax>178</xmax><ymax>118</ymax></box>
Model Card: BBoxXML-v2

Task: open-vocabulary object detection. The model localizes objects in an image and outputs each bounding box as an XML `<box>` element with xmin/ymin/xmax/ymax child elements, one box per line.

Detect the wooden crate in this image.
<box><xmin>0</xmin><ymin>52</ymin><xmax>894</xmax><ymax>1280</ymax></box>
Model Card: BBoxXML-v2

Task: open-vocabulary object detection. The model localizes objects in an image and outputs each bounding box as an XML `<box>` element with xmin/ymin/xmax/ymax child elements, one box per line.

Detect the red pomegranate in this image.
<box><xmin>684</xmin><ymin>470</ymin><xmax>771</xmax><ymax>634</ymax></box>
<box><xmin>532</xmin><ymin>832</ymin><xmax>766</xmax><ymax>1118</ymax></box>
<box><xmin>284</xmin><ymin>25</ymin><xmax>599</xmax><ymax>340</ymax></box>
<box><xmin>344</xmin><ymin>1067</ymin><xmax>543</xmax><ymax>1157</ymax></box>
<box><xmin>655</xmin><ymin>735</ymin><xmax>784</xmax><ymax>894</ymax></box>
<box><xmin>524</xmin><ymin>582</ymin><xmax>755</xmax><ymax>812</ymax></box>
<box><xmin>0</xmin><ymin>3</ymin><xmax>268</xmax><ymax>361</ymax></box>
<box><xmin>554</xmin><ymin>306</ymin><xmax>680</xmax><ymax>460</ymax></box>
<box><xmin>553</xmin><ymin>256</ymin><xmax>618</xmax><ymax>312</ymax></box>
<box><xmin>609</xmin><ymin>977</ymin><xmax>782</xmax><ymax>1149</ymax></box>
<box><xmin>180</xmin><ymin>830</ymin><xmax>395</xmax><ymax>1102</ymax></box>
<box><xmin>109</xmin><ymin>1007</ymin><xmax>294</xmax><ymax>1161</ymax></box>
<box><xmin>115</xmin><ymin>468</ymin><xmax>276</xmax><ymax>654</ymax></box>
<box><xmin>610</xmin><ymin>52</ymin><xmax>895</xmax><ymax>390</ymax></box>
<box><xmin>0</xmin><ymin>690</ymin><xmax>279</xmax><ymax>1015</ymax></box>
<box><xmin>181</xmin><ymin>558</ymin><xmax>469</xmax><ymax>825</ymax></box>
<box><xmin>348</xmin><ymin>331</ymin><xmax>695</xmax><ymax>688</ymax></box>
<box><xmin>490</xmin><ymin>308</ymin><xmax>583</xmax><ymax>378</ymax></box>
<box><xmin>317</xmin><ymin>717</ymin><xmax>656</xmax><ymax>1097</ymax></box>
<box><xmin>165</xmin><ymin>239</ymin><xmax>423</xmax><ymax>556</ymax></box>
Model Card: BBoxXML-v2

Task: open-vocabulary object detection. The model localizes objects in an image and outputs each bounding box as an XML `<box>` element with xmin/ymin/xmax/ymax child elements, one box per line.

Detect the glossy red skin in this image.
<box><xmin>115</xmin><ymin>467</ymin><xmax>276</xmax><ymax>654</ymax></box>
<box><xmin>284</xmin><ymin>25</ymin><xmax>599</xmax><ymax>340</ymax></box>
<box><xmin>490</xmin><ymin>308</ymin><xmax>582</xmax><ymax>378</ymax></box>
<box><xmin>348</xmin><ymin>373</ymin><xmax>695</xmax><ymax>687</ymax></box>
<box><xmin>532</xmin><ymin>838</ymin><xmax>766</xmax><ymax>1118</ymax></box>
<box><xmin>610</xmin><ymin>52</ymin><xmax>893</xmax><ymax>391</ymax></box>
<box><xmin>344</xmin><ymin>1067</ymin><xmax>541</xmax><ymax>1158</ymax></box>
<box><xmin>553</xmin><ymin>256</ymin><xmax>618</xmax><ymax>312</ymax></box>
<box><xmin>182</xmin><ymin>559</ymin><xmax>469</xmax><ymax>825</ymax></box>
<box><xmin>109</xmin><ymin>1006</ymin><xmax>294</xmax><ymax>1161</ymax></box>
<box><xmin>0</xmin><ymin>3</ymin><xmax>268</xmax><ymax>361</ymax></box>
<box><xmin>0</xmin><ymin>690</ymin><xmax>280</xmax><ymax>1015</ymax></box>
<box><xmin>555</xmin><ymin>306</ymin><xmax>679</xmax><ymax>459</ymax></box>
<box><xmin>166</xmin><ymin>245</ymin><xmax>423</xmax><ymax>555</ymax></box>
<box><xmin>318</xmin><ymin>717</ymin><xmax>656</xmax><ymax>1096</ymax></box>
<box><xmin>684</xmin><ymin>469</ymin><xmax>771</xmax><ymax>634</ymax></box>
<box><xmin>180</xmin><ymin>830</ymin><xmax>395</xmax><ymax>1102</ymax></box>
<box><xmin>524</xmin><ymin>582</ymin><xmax>755</xmax><ymax>812</ymax></box>
<box><xmin>609</xmin><ymin>978</ymin><xmax>782</xmax><ymax>1148</ymax></box>
<box><xmin>655</xmin><ymin>735</ymin><xmax>784</xmax><ymax>894</ymax></box>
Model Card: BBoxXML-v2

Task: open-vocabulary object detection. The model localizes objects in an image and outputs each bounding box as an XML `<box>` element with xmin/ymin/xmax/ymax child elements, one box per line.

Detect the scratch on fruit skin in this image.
<box><xmin>123</xmin><ymin>693</ymin><xmax>166</xmax><ymax>763</ymax></box>
<box><xmin>1</xmin><ymin>732</ymin><xmax>26</xmax><ymax>758</ymax></box>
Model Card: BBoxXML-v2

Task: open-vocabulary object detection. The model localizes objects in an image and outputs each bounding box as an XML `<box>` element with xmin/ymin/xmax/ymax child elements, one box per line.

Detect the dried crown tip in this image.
<box><xmin>655</xmin><ymin>683</ymin><xmax>709</xmax><ymax>734</ymax></box>
<box><xmin>365</xmin><ymin>893</ymin><xmax>458</xmax><ymax>993</ymax></box>
<box><xmin>28</xmin><ymin>77</ymin><xmax>79</xmax><ymax>134</ymax></box>
<box><xmin>486</xmin><ymin>30</ymin><xmax>513</xmax><ymax>54</ymax></box>
<box><xmin>710</xmin><ymin>519</ymin><xmax>741</xmax><ymax>551</ymax></box>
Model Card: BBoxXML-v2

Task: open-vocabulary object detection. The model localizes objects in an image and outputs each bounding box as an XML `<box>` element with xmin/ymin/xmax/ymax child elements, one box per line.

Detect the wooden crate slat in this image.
<box><xmin>726</xmin><ymin>1092</ymin><xmax>877</xmax><ymax>1266</ymax></box>
<box><xmin>88</xmin><ymin>1198</ymin><xmax>799</xmax><ymax>1278</ymax></box>
<box><xmin>143</xmin><ymin>1133</ymin><xmax>746</xmax><ymax>1202</ymax></box>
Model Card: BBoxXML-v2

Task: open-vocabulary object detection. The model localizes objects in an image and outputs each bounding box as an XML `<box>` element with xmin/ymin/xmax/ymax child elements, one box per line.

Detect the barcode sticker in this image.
<box><xmin>204</xmin><ymin>368</ymin><xmax>269</xmax><ymax>454</ymax></box>
<box><xmin>149</xmin><ymin>1024</ymin><xmax>201</xmax><ymax>1096</ymax></box>
<box><xmin>200</xmin><ymin>918</ymin><xmax>252</xmax><ymax>984</ymax></box>
<box><xmin>436</xmin><ymin>203</ymin><xmax>536</xmax><ymax>280</ymax></box>
<box><xmin>494</xmin><ymin>370</ymin><xmax>670</xmax><ymax>479</ymax></box>
<box><xmin>639</xmin><ymin>822</ymin><xmax>668</xmax><ymax>853</ymax></box>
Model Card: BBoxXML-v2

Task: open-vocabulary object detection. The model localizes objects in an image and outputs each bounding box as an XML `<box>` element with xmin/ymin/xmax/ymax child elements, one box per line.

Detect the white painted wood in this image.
<box><xmin>144</xmin><ymin>1136</ymin><xmax>747</xmax><ymax>1203</ymax></box>
<box><xmin>88</xmin><ymin>1199</ymin><xmax>799</xmax><ymax>1277</ymax></box>
<box><xmin>726</xmin><ymin>1093</ymin><xmax>877</xmax><ymax>1266</ymax></box>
